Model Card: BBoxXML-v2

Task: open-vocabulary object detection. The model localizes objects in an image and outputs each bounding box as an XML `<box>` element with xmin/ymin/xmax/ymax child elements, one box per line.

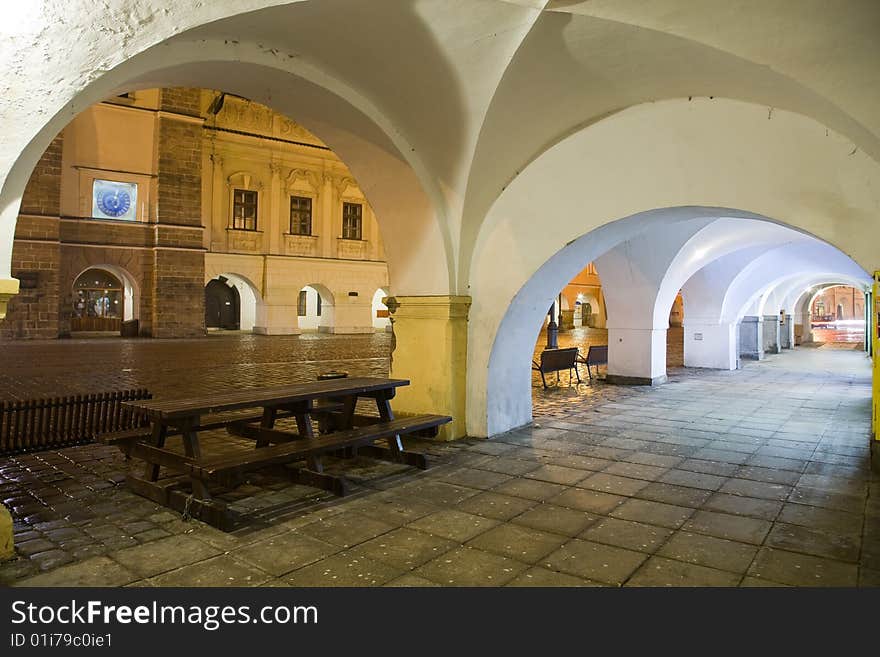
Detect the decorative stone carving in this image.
<box><xmin>218</xmin><ymin>96</ymin><xmax>273</xmax><ymax>133</ymax></box>
<box><xmin>286</xmin><ymin>168</ymin><xmax>321</xmax><ymax>190</ymax></box>
<box><xmin>285</xmin><ymin>234</ymin><xmax>319</xmax><ymax>257</ymax></box>
<box><xmin>331</xmin><ymin>174</ymin><xmax>358</xmax><ymax>195</ymax></box>
<box><xmin>337</xmin><ymin>238</ymin><xmax>368</xmax><ymax>260</ymax></box>
<box><xmin>230</xmin><ymin>231</ymin><xmax>260</xmax><ymax>252</ymax></box>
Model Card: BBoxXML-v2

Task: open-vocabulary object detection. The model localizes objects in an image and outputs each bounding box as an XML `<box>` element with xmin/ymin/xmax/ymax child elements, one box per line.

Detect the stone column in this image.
<box><xmin>739</xmin><ymin>316</ymin><xmax>764</xmax><ymax>359</ymax></box>
<box><xmin>268</xmin><ymin>162</ymin><xmax>282</xmax><ymax>255</ymax></box>
<box><xmin>385</xmin><ymin>296</ymin><xmax>470</xmax><ymax>440</ymax></box>
<box><xmin>0</xmin><ymin>134</ymin><xmax>63</xmax><ymax>338</ymax></box>
<box><xmin>152</xmin><ymin>88</ymin><xmax>206</xmax><ymax>338</ymax></box>
<box><xmin>330</xmin><ymin>289</ymin><xmax>373</xmax><ymax>333</ymax></box>
<box><xmin>606</xmin><ymin>327</ymin><xmax>667</xmax><ymax>385</ymax></box>
<box><xmin>780</xmin><ymin>314</ymin><xmax>793</xmax><ymax>349</ymax></box>
<box><xmin>762</xmin><ymin>315</ymin><xmax>781</xmax><ymax>354</ymax></box>
<box><xmin>683</xmin><ymin>321</ymin><xmax>738</xmax><ymax>369</ymax></box>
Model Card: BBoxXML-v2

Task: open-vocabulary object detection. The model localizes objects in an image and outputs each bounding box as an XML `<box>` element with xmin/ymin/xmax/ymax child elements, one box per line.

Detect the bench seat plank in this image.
<box><xmin>193</xmin><ymin>414</ymin><xmax>450</xmax><ymax>479</ymax></box>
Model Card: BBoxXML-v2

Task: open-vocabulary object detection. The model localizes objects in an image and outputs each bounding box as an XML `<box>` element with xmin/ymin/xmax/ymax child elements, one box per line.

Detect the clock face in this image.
<box><xmin>92</xmin><ymin>180</ymin><xmax>137</xmax><ymax>220</ymax></box>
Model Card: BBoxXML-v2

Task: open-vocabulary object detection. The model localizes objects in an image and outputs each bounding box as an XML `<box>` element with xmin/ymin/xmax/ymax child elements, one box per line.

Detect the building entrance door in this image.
<box><xmin>205</xmin><ymin>279</ymin><xmax>240</xmax><ymax>329</ymax></box>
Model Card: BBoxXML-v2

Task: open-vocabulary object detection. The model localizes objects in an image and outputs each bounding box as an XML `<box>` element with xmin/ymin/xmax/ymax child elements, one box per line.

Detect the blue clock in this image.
<box><xmin>93</xmin><ymin>180</ymin><xmax>137</xmax><ymax>220</ymax></box>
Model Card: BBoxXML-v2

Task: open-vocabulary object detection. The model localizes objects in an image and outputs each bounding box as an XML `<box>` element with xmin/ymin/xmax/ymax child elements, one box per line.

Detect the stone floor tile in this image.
<box><xmin>524</xmin><ymin>464</ymin><xmax>590</xmax><ymax>486</ymax></box>
<box><xmin>658</xmin><ymin>531</ymin><xmax>758</xmax><ymax>574</ymax></box>
<box><xmin>232</xmin><ymin>532</ymin><xmax>339</xmax><ymax>577</ymax></box>
<box><xmin>703</xmin><ymin>492</ymin><xmax>783</xmax><ymax>521</ymax></box>
<box><xmin>626</xmin><ymin>556</ymin><xmax>741</xmax><ymax>587</ymax></box>
<box><xmin>492</xmin><ymin>477</ymin><xmax>569</xmax><ymax>501</ymax></box>
<box><xmin>467</xmin><ymin>523</ymin><xmax>568</xmax><ymax>563</ymax></box>
<box><xmin>455</xmin><ymin>491</ymin><xmax>537</xmax><ymax>521</ymax></box>
<box><xmin>512</xmin><ymin>504</ymin><xmax>598</xmax><ymax>536</ymax></box>
<box><xmin>658</xmin><ymin>469</ymin><xmax>726</xmax><ymax>491</ymax></box>
<box><xmin>549</xmin><ymin>488</ymin><xmax>627</xmax><ymax>514</ymax></box>
<box><xmin>739</xmin><ymin>576</ymin><xmax>790</xmax><ymax>587</ymax></box>
<box><xmin>610</xmin><ymin>498</ymin><xmax>695</xmax><ymax>529</ymax></box>
<box><xmin>347</xmin><ymin>527</ymin><xmax>456</xmax><ymax>571</ymax></box>
<box><xmin>682</xmin><ymin>509</ymin><xmax>772</xmax><ymax>545</ymax></box>
<box><xmin>15</xmin><ymin>556</ymin><xmax>138</xmax><ymax>587</ymax></box>
<box><xmin>414</xmin><ymin>546</ymin><xmax>528</xmax><ymax>586</ymax></box>
<box><xmin>776</xmin><ymin>503</ymin><xmax>863</xmax><ymax>535</ymax></box>
<box><xmin>603</xmin><ymin>461</ymin><xmax>669</xmax><ymax>481</ymax></box>
<box><xmin>472</xmin><ymin>457</ymin><xmax>542</xmax><ymax>476</ymax></box>
<box><xmin>435</xmin><ymin>467</ymin><xmax>512</xmax><ymax>490</ymax></box>
<box><xmin>747</xmin><ymin>547</ymin><xmax>858</xmax><ymax>586</ymax></box>
<box><xmin>285</xmin><ymin>552</ymin><xmax>402</xmax><ymax>587</ymax></box>
<box><xmin>151</xmin><ymin>555</ymin><xmax>271</xmax><ymax>587</ymax></box>
<box><xmin>581</xmin><ymin>517</ymin><xmax>673</xmax><ymax>553</ymax></box>
<box><xmin>734</xmin><ymin>466</ymin><xmax>801</xmax><ymax>486</ymax></box>
<box><xmin>578</xmin><ymin>472</ymin><xmax>650</xmax><ymax>496</ymax></box>
<box><xmin>787</xmin><ymin>486</ymin><xmax>864</xmax><ymax>514</ymax></box>
<box><xmin>384</xmin><ymin>574</ymin><xmax>442</xmax><ymax>587</ymax></box>
<box><xmin>347</xmin><ymin>495</ymin><xmax>442</xmax><ymax>526</ymax></box>
<box><xmin>543</xmin><ymin>539</ymin><xmax>648</xmax><ymax>585</ymax></box>
<box><xmin>765</xmin><ymin>522</ymin><xmax>860</xmax><ymax>563</ymax></box>
<box><xmin>719</xmin><ymin>478</ymin><xmax>792</xmax><ymax>501</ymax></box>
<box><xmin>108</xmin><ymin>534</ymin><xmax>221</xmax><ymax>579</ymax></box>
<box><xmin>507</xmin><ymin>566</ymin><xmax>605</xmax><ymax>587</ymax></box>
<box><xmin>634</xmin><ymin>482</ymin><xmax>713</xmax><ymax>508</ymax></box>
<box><xmin>406</xmin><ymin>510</ymin><xmax>499</xmax><ymax>543</ymax></box>
<box><xmin>297</xmin><ymin>512</ymin><xmax>395</xmax><ymax>548</ymax></box>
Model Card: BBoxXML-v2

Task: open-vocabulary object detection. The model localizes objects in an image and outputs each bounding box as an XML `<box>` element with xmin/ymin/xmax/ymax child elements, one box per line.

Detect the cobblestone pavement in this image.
<box><xmin>1</xmin><ymin>335</ymin><xmax>877</xmax><ymax>587</ymax></box>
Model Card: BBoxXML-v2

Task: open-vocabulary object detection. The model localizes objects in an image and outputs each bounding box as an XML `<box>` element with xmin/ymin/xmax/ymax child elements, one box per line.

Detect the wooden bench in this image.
<box><xmin>197</xmin><ymin>414</ymin><xmax>450</xmax><ymax>495</ymax></box>
<box><xmin>532</xmin><ymin>347</ymin><xmax>582</xmax><ymax>388</ymax></box>
<box><xmin>114</xmin><ymin>377</ymin><xmax>447</xmax><ymax>530</ymax></box>
<box><xmin>578</xmin><ymin>344</ymin><xmax>608</xmax><ymax>380</ymax></box>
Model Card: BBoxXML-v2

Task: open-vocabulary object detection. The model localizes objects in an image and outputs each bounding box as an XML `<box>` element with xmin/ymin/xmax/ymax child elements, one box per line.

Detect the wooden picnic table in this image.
<box><xmin>98</xmin><ymin>377</ymin><xmax>451</xmax><ymax>530</ymax></box>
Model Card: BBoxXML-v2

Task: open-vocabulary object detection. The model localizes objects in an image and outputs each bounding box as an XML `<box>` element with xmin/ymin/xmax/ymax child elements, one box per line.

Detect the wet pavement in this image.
<box><xmin>0</xmin><ymin>333</ymin><xmax>877</xmax><ymax>587</ymax></box>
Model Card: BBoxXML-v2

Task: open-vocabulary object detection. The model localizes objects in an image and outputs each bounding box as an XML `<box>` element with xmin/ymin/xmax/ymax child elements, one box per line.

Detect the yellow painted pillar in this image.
<box><xmin>385</xmin><ymin>296</ymin><xmax>471</xmax><ymax>440</ymax></box>
<box><xmin>872</xmin><ymin>272</ymin><xmax>880</xmax><ymax>472</ymax></box>
<box><xmin>0</xmin><ymin>277</ymin><xmax>20</xmax><ymax>320</ymax></box>
<box><xmin>0</xmin><ymin>503</ymin><xmax>12</xmax><ymax>561</ymax></box>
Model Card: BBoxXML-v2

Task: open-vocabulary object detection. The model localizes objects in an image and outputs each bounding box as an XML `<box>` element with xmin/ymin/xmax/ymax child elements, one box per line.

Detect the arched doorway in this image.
<box><xmin>372</xmin><ymin>288</ymin><xmax>391</xmax><ymax>331</ymax></box>
<box><xmin>71</xmin><ymin>267</ymin><xmax>129</xmax><ymax>333</ymax></box>
<box><xmin>205</xmin><ymin>278</ymin><xmax>240</xmax><ymax>330</ymax></box>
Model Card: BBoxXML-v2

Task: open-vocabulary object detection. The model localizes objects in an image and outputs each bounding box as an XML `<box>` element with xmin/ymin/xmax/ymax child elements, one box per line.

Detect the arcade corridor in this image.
<box><xmin>0</xmin><ymin>337</ymin><xmax>875</xmax><ymax>587</ymax></box>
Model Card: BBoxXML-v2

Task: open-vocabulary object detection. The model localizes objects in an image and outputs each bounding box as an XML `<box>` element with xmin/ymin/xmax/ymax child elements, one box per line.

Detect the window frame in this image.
<box><xmin>289</xmin><ymin>195</ymin><xmax>313</xmax><ymax>236</ymax></box>
<box><xmin>341</xmin><ymin>201</ymin><xmax>363</xmax><ymax>241</ymax></box>
<box><xmin>232</xmin><ymin>188</ymin><xmax>259</xmax><ymax>231</ymax></box>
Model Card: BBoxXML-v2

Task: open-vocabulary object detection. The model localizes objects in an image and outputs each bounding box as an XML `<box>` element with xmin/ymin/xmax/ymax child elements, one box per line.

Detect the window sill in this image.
<box><xmin>226</xmin><ymin>227</ymin><xmax>263</xmax><ymax>233</ymax></box>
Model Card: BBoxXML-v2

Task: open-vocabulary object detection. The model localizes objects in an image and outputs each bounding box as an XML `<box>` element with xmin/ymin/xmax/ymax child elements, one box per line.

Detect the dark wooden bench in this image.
<box><xmin>532</xmin><ymin>347</ymin><xmax>582</xmax><ymax>388</ymax></box>
<box><xmin>577</xmin><ymin>344</ymin><xmax>608</xmax><ymax>380</ymax></box>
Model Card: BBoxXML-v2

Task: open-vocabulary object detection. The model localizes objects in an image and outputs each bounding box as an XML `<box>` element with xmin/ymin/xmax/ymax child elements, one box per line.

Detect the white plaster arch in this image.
<box><xmin>468</xmin><ymin>98</ymin><xmax>880</xmax><ymax>437</ymax></box>
<box><xmin>206</xmin><ymin>272</ymin><xmax>264</xmax><ymax>332</ymax></box>
<box><xmin>299</xmin><ymin>283</ymin><xmax>335</xmax><ymax>332</ymax></box>
<box><xmin>0</xmin><ymin>38</ymin><xmax>454</xmax><ymax>295</ymax></box>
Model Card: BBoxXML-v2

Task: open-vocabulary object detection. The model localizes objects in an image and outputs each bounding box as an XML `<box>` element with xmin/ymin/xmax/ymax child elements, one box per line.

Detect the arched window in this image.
<box><xmin>72</xmin><ymin>268</ymin><xmax>124</xmax><ymax>332</ymax></box>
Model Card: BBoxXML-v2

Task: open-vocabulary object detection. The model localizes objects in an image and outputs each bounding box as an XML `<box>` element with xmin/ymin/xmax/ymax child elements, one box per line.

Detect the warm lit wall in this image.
<box><xmin>812</xmin><ymin>286</ymin><xmax>864</xmax><ymax>320</ymax></box>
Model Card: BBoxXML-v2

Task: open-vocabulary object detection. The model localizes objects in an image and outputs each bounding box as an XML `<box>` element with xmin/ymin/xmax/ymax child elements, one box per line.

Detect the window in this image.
<box><xmin>316</xmin><ymin>294</ymin><xmax>322</xmax><ymax>317</ymax></box>
<box><xmin>289</xmin><ymin>196</ymin><xmax>312</xmax><ymax>235</ymax></box>
<box><xmin>232</xmin><ymin>189</ymin><xmax>258</xmax><ymax>230</ymax></box>
<box><xmin>297</xmin><ymin>290</ymin><xmax>307</xmax><ymax>317</ymax></box>
<box><xmin>342</xmin><ymin>202</ymin><xmax>362</xmax><ymax>240</ymax></box>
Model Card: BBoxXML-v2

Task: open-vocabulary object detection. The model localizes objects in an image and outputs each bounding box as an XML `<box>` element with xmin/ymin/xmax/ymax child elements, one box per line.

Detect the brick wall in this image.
<box><xmin>151</xmin><ymin>250</ymin><xmax>205</xmax><ymax>338</ymax></box>
<box><xmin>1</xmin><ymin>218</ymin><xmax>61</xmax><ymax>340</ymax></box>
<box><xmin>154</xmin><ymin>88</ymin><xmax>205</xmax><ymax>337</ymax></box>
<box><xmin>19</xmin><ymin>135</ymin><xmax>62</xmax><ymax>217</ymax></box>
<box><xmin>1</xmin><ymin>133</ymin><xmax>63</xmax><ymax>339</ymax></box>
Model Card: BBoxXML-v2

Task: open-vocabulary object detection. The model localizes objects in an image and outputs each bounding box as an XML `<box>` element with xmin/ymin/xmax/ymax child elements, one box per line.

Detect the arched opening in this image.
<box><xmin>70</xmin><ymin>265</ymin><xmax>137</xmax><ymax>334</ymax></box>
<box><xmin>481</xmin><ymin>208</ymin><xmax>871</xmax><ymax>437</ymax></box>
<box><xmin>372</xmin><ymin>288</ymin><xmax>391</xmax><ymax>332</ymax></box>
<box><xmin>205</xmin><ymin>278</ymin><xmax>240</xmax><ymax>330</ymax></box>
<box><xmin>298</xmin><ymin>284</ymin><xmax>335</xmax><ymax>332</ymax></box>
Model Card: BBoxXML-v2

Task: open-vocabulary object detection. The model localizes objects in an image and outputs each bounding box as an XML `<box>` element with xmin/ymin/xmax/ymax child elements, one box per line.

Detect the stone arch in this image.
<box><xmin>0</xmin><ymin>38</ymin><xmax>454</xmax><ymax>296</ymax></box>
<box><xmin>298</xmin><ymin>283</ymin><xmax>335</xmax><ymax>332</ymax></box>
<box><xmin>468</xmin><ymin>98</ymin><xmax>880</xmax><ymax>437</ymax></box>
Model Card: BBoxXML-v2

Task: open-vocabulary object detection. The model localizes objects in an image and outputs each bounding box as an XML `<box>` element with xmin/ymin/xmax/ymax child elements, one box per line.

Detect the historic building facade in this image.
<box><xmin>0</xmin><ymin>88</ymin><xmax>390</xmax><ymax>340</ymax></box>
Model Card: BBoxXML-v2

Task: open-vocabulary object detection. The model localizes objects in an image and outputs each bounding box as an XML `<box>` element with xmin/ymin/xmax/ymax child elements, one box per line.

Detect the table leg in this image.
<box><xmin>376</xmin><ymin>393</ymin><xmax>404</xmax><ymax>457</ymax></box>
<box><xmin>181</xmin><ymin>417</ymin><xmax>210</xmax><ymax>500</ymax></box>
<box><xmin>255</xmin><ymin>406</ymin><xmax>277</xmax><ymax>448</ymax></box>
<box><xmin>143</xmin><ymin>421</ymin><xmax>167</xmax><ymax>482</ymax></box>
